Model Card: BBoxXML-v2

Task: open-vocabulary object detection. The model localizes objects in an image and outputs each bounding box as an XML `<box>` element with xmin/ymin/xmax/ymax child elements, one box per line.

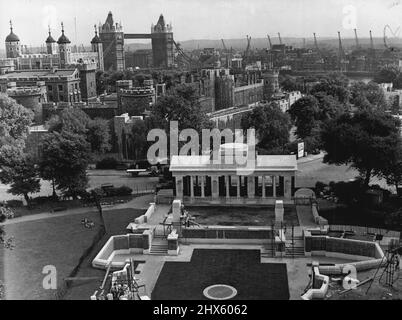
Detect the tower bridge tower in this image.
<box><xmin>99</xmin><ymin>11</ymin><xmax>125</xmax><ymax>71</ymax></box>
<box><xmin>151</xmin><ymin>14</ymin><xmax>174</xmax><ymax>68</ymax></box>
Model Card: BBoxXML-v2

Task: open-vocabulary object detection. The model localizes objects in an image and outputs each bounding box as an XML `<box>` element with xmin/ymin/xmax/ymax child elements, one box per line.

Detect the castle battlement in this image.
<box><xmin>119</xmin><ymin>86</ymin><xmax>155</xmax><ymax>96</ymax></box>
<box><xmin>7</xmin><ymin>87</ymin><xmax>43</xmax><ymax>96</ymax></box>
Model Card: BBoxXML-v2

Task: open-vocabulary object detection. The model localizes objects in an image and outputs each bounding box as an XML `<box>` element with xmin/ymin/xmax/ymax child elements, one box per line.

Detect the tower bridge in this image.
<box><xmin>100</xmin><ymin>12</ymin><xmax>174</xmax><ymax>71</ymax></box>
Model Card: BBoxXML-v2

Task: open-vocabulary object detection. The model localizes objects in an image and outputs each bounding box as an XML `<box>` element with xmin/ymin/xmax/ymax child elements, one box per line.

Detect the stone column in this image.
<box><xmin>247</xmin><ymin>175</ymin><xmax>255</xmax><ymax>198</ymax></box>
<box><xmin>176</xmin><ymin>176</ymin><xmax>183</xmax><ymax>199</ymax></box>
<box><xmin>262</xmin><ymin>176</ymin><xmax>266</xmax><ymax>198</ymax></box>
<box><xmin>201</xmin><ymin>176</ymin><xmax>205</xmax><ymax>198</ymax></box>
<box><xmin>190</xmin><ymin>176</ymin><xmax>194</xmax><ymax>198</ymax></box>
<box><xmin>284</xmin><ymin>176</ymin><xmax>292</xmax><ymax>199</ymax></box>
<box><xmin>237</xmin><ymin>176</ymin><xmax>240</xmax><ymax>198</ymax></box>
<box><xmin>225</xmin><ymin>175</ymin><xmax>230</xmax><ymax>198</ymax></box>
<box><xmin>211</xmin><ymin>175</ymin><xmax>219</xmax><ymax>199</ymax></box>
<box><xmin>272</xmin><ymin>175</ymin><xmax>276</xmax><ymax>198</ymax></box>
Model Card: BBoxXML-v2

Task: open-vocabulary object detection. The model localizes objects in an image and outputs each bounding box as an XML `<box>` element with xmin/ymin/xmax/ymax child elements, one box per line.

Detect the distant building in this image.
<box><xmin>1</xmin><ymin>21</ymin><xmax>104</xmax><ymax>71</ymax></box>
<box><xmin>116</xmin><ymin>79</ymin><xmax>155</xmax><ymax>116</ymax></box>
<box><xmin>0</xmin><ymin>68</ymin><xmax>82</xmax><ymax>104</ymax></box>
<box><xmin>125</xmin><ymin>49</ymin><xmax>153</xmax><ymax>69</ymax></box>
<box><xmin>1</xmin><ymin>81</ymin><xmax>47</xmax><ymax>124</ymax></box>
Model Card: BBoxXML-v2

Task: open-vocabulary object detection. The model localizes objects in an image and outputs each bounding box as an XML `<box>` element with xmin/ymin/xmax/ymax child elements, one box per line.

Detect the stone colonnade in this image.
<box><xmin>174</xmin><ymin>174</ymin><xmax>293</xmax><ymax>200</ymax></box>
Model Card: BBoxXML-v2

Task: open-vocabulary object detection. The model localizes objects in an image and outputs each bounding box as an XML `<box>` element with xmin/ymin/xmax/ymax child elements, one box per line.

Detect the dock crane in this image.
<box><xmin>313</xmin><ymin>32</ymin><xmax>323</xmax><ymax>62</ymax></box>
<box><xmin>383</xmin><ymin>25</ymin><xmax>400</xmax><ymax>50</ymax></box>
<box><xmin>354</xmin><ymin>28</ymin><xmax>360</xmax><ymax>49</ymax></box>
<box><xmin>369</xmin><ymin>30</ymin><xmax>374</xmax><ymax>50</ymax></box>
<box><xmin>313</xmin><ymin>33</ymin><xmax>319</xmax><ymax>52</ymax></box>
<box><xmin>221</xmin><ymin>39</ymin><xmax>228</xmax><ymax>53</ymax></box>
<box><xmin>337</xmin><ymin>31</ymin><xmax>348</xmax><ymax>72</ymax></box>
<box><xmin>244</xmin><ymin>35</ymin><xmax>251</xmax><ymax>57</ymax></box>
<box><xmin>267</xmin><ymin>34</ymin><xmax>272</xmax><ymax>50</ymax></box>
<box><xmin>278</xmin><ymin>32</ymin><xmax>282</xmax><ymax>45</ymax></box>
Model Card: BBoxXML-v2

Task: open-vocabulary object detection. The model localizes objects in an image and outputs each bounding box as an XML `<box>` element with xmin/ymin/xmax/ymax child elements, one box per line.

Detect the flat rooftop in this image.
<box><xmin>0</xmin><ymin>69</ymin><xmax>77</xmax><ymax>79</ymax></box>
<box><xmin>170</xmin><ymin>154</ymin><xmax>298</xmax><ymax>172</ymax></box>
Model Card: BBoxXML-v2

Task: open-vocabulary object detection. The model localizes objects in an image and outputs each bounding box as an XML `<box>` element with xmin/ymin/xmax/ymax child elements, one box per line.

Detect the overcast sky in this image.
<box><xmin>1</xmin><ymin>0</ymin><xmax>402</xmax><ymax>46</ymax></box>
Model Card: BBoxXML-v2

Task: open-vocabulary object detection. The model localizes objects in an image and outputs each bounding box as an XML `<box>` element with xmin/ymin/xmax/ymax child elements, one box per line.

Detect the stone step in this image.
<box><xmin>151</xmin><ymin>245</ymin><xmax>168</xmax><ymax>250</ymax></box>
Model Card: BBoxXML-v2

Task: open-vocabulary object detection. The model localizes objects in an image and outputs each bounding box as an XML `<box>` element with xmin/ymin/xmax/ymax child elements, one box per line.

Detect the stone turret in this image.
<box><xmin>5</xmin><ymin>20</ymin><xmax>21</xmax><ymax>58</ymax></box>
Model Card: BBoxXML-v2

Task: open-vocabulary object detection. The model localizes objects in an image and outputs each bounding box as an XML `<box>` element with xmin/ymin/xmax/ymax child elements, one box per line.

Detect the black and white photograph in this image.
<box><xmin>0</xmin><ymin>0</ymin><xmax>401</xmax><ymax>306</ymax></box>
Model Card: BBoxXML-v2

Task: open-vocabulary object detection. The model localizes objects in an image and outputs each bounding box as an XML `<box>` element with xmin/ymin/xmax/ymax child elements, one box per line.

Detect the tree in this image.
<box><xmin>149</xmin><ymin>84</ymin><xmax>213</xmax><ymax>133</ymax></box>
<box><xmin>0</xmin><ymin>93</ymin><xmax>37</xmax><ymax>204</ymax></box>
<box><xmin>310</xmin><ymin>73</ymin><xmax>350</xmax><ymax>103</ymax></box>
<box><xmin>321</xmin><ymin>110</ymin><xmax>401</xmax><ymax>187</ymax></box>
<box><xmin>0</xmin><ymin>93</ymin><xmax>33</xmax><ymax>147</ymax></box>
<box><xmin>48</xmin><ymin>109</ymin><xmax>111</xmax><ymax>154</ymax></box>
<box><xmin>350</xmin><ymin>81</ymin><xmax>387</xmax><ymax>110</ymax></box>
<box><xmin>130</xmin><ymin>119</ymin><xmax>148</xmax><ymax>160</ymax></box>
<box><xmin>95</xmin><ymin>70</ymin><xmax>108</xmax><ymax>95</ymax></box>
<box><xmin>0</xmin><ymin>145</ymin><xmax>40</xmax><ymax>205</ymax></box>
<box><xmin>279</xmin><ymin>75</ymin><xmax>298</xmax><ymax>92</ymax></box>
<box><xmin>241</xmin><ymin>103</ymin><xmax>292</xmax><ymax>153</ymax></box>
<box><xmin>47</xmin><ymin>107</ymin><xmax>90</xmax><ymax>134</ymax></box>
<box><xmin>381</xmin><ymin>142</ymin><xmax>402</xmax><ymax>191</ymax></box>
<box><xmin>40</xmin><ymin>131</ymin><xmax>91</xmax><ymax>199</ymax></box>
<box><xmin>374</xmin><ymin>66</ymin><xmax>399</xmax><ymax>84</ymax></box>
<box><xmin>87</xmin><ymin>118</ymin><xmax>111</xmax><ymax>154</ymax></box>
<box><xmin>289</xmin><ymin>95</ymin><xmax>320</xmax><ymax>139</ymax></box>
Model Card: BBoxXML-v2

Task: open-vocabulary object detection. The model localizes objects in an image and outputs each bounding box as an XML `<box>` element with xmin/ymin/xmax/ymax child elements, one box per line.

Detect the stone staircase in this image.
<box><xmin>149</xmin><ymin>237</ymin><xmax>168</xmax><ymax>255</ymax></box>
<box><xmin>260</xmin><ymin>245</ymin><xmax>275</xmax><ymax>258</ymax></box>
<box><xmin>260</xmin><ymin>235</ymin><xmax>305</xmax><ymax>258</ymax></box>
<box><xmin>285</xmin><ymin>236</ymin><xmax>305</xmax><ymax>257</ymax></box>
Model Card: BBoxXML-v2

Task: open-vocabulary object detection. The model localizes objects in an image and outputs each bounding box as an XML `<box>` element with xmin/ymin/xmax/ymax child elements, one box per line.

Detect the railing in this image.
<box><xmin>329</xmin><ymin>225</ymin><xmax>400</xmax><ymax>238</ymax></box>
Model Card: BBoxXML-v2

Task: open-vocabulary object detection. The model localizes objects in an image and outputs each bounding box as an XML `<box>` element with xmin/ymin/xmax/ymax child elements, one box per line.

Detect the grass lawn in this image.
<box><xmin>0</xmin><ymin>207</ymin><xmax>144</xmax><ymax>300</ymax></box>
<box><xmin>61</xmin><ymin>208</ymin><xmax>145</xmax><ymax>300</ymax></box>
<box><xmin>152</xmin><ymin>249</ymin><xmax>290</xmax><ymax>300</ymax></box>
<box><xmin>186</xmin><ymin>205</ymin><xmax>299</xmax><ymax>226</ymax></box>
<box><xmin>317</xmin><ymin>199</ymin><xmax>401</xmax><ymax>230</ymax></box>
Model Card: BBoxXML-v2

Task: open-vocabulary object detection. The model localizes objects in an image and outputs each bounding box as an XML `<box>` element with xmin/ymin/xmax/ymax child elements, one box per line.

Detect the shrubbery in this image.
<box><xmin>89</xmin><ymin>185</ymin><xmax>133</xmax><ymax>198</ymax></box>
<box><xmin>5</xmin><ymin>200</ymin><xmax>23</xmax><ymax>208</ymax></box>
<box><xmin>96</xmin><ymin>157</ymin><xmax>119</xmax><ymax>169</ymax></box>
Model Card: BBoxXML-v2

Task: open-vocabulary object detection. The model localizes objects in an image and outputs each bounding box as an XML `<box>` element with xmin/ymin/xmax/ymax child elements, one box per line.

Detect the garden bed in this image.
<box><xmin>186</xmin><ymin>205</ymin><xmax>299</xmax><ymax>226</ymax></box>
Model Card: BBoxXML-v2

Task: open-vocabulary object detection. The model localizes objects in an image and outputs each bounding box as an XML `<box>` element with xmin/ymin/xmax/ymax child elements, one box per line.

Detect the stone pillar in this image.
<box><xmin>211</xmin><ymin>175</ymin><xmax>219</xmax><ymax>199</ymax></box>
<box><xmin>225</xmin><ymin>175</ymin><xmax>230</xmax><ymax>198</ymax></box>
<box><xmin>262</xmin><ymin>176</ymin><xmax>266</xmax><ymax>198</ymax></box>
<box><xmin>247</xmin><ymin>175</ymin><xmax>255</xmax><ymax>198</ymax></box>
<box><xmin>172</xmin><ymin>199</ymin><xmax>182</xmax><ymax>223</ymax></box>
<box><xmin>275</xmin><ymin>200</ymin><xmax>284</xmax><ymax>225</ymax></box>
<box><xmin>284</xmin><ymin>176</ymin><xmax>292</xmax><ymax>199</ymax></box>
<box><xmin>175</xmin><ymin>176</ymin><xmax>183</xmax><ymax>199</ymax></box>
<box><xmin>272</xmin><ymin>176</ymin><xmax>276</xmax><ymax>198</ymax></box>
<box><xmin>167</xmin><ymin>230</ymin><xmax>179</xmax><ymax>256</ymax></box>
<box><xmin>201</xmin><ymin>176</ymin><xmax>205</xmax><ymax>198</ymax></box>
<box><xmin>237</xmin><ymin>176</ymin><xmax>240</xmax><ymax>198</ymax></box>
<box><xmin>190</xmin><ymin>176</ymin><xmax>194</xmax><ymax>198</ymax></box>
<box><xmin>142</xmin><ymin>229</ymin><xmax>152</xmax><ymax>254</ymax></box>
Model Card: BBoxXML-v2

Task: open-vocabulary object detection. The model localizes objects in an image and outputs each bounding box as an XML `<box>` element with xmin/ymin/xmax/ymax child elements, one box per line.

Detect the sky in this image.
<box><xmin>1</xmin><ymin>0</ymin><xmax>402</xmax><ymax>47</ymax></box>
